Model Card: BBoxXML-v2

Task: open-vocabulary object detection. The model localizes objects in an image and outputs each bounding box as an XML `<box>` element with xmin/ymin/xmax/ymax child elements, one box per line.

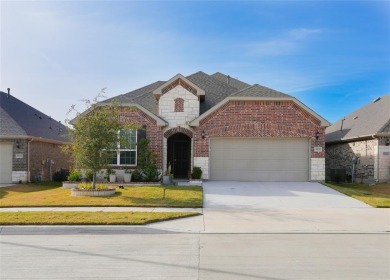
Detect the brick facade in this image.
<box><xmin>194</xmin><ymin>100</ymin><xmax>325</xmax><ymax>158</ymax></box>
<box><xmin>118</xmin><ymin>106</ymin><xmax>163</xmax><ymax>169</ymax></box>
<box><xmin>29</xmin><ymin>141</ymin><xmax>71</xmax><ymax>181</ymax></box>
<box><xmin>0</xmin><ymin>138</ymin><xmax>71</xmax><ymax>182</ymax></box>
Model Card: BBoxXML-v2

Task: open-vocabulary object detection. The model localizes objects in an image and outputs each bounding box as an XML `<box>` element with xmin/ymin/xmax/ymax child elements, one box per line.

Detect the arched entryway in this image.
<box><xmin>167</xmin><ymin>133</ymin><xmax>191</xmax><ymax>179</ymax></box>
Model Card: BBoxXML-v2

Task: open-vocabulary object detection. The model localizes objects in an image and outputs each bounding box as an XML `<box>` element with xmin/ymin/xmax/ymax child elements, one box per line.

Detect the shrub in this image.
<box><xmin>131</xmin><ymin>169</ymin><xmax>143</xmax><ymax>182</ymax></box>
<box><xmin>85</xmin><ymin>170</ymin><xmax>94</xmax><ymax>182</ymax></box>
<box><xmin>67</xmin><ymin>170</ymin><xmax>81</xmax><ymax>182</ymax></box>
<box><xmin>191</xmin><ymin>166</ymin><xmax>202</xmax><ymax>179</ymax></box>
<box><xmin>144</xmin><ymin>164</ymin><xmax>160</xmax><ymax>182</ymax></box>
<box><xmin>136</xmin><ymin>138</ymin><xmax>160</xmax><ymax>182</ymax></box>
<box><xmin>77</xmin><ymin>182</ymin><xmax>111</xmax><ymax>190</ymax></box>
<box><xmin>53</xmin><ymin>169</ymin><xmax>69</xmax><ymax>182</ymax></box>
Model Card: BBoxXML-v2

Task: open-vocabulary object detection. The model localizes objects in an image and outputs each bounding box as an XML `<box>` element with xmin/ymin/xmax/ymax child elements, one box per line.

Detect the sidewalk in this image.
<box><xmin>0</xmin><ymin>207</ymin><xmax>202</xmax><ymax>213</ymax></box>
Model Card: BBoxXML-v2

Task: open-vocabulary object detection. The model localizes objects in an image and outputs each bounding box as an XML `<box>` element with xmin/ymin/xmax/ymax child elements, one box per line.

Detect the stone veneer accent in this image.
<box><xmin>159</xmin><ymin>85</ymin><xmax>199</xmax><ymax>127</ymax></box>
<box><xmin>194</xmin><ymin>157</ymin><xmax>209</xmax><ymax>180</ymax></box>
<box><xmin>12</xmin><ymin>171</ymin><xmax>28</xmax><ymax>183</ymax></box>
<box><xmin>326</xmin><ymin>139</ymin><xmax>377</xmax><ymax>182</ymax></box>
<box><xmin>311</xmin><ymin>158</ymin><xmax>325</xmax><ymax>181</ymax></box>
<box><xmin>378</xmin><ymin>145</ymin><xmax>390</xmax><ymax>182</ymax></box>
<box><xmin>326</xmin><ymin>138</ymin><xmax>390</xmax><ymax>183</ymax></box>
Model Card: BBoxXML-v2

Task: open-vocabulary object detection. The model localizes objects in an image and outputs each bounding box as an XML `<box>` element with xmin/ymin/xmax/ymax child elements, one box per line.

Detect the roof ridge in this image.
<box><xmin>202</xmin><ymin>71</ymin><xmax>241</xmax><ymax>91</ymax></box>
<box><xmin>230</xmin><ymin>84</ymin><xmax>257</xmax><ymax>96</ymax></box>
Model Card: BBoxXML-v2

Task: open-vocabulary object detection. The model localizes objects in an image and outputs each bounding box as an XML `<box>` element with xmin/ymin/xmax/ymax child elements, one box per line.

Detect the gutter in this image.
<box><xmin>326</xmin><ymin>133</ymin><xmax>390</xmax><ymax>145</ymax></box>
<box><xmin>0</xmin><ymin>135</ymin><xmax>70</xmax><ymax>145</ymax></box>
<box><xmin>70</xmin><ymin>102</ymin><xmax>168</xmax><ymax>127</ymax></box>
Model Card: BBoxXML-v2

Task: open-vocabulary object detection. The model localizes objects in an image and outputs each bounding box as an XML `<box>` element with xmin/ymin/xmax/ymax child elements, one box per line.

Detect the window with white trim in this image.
<box><xmin>109</xmin><ymin>129</ymin><xmax>137</xmax><ymax>165</ymax></box>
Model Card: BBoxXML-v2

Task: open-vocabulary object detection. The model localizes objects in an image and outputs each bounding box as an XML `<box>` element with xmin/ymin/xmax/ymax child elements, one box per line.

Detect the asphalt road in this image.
<box><xmin>1</xmin><ymin>231</ymin><xmax>389</xmax><ymax>280</ymax></box>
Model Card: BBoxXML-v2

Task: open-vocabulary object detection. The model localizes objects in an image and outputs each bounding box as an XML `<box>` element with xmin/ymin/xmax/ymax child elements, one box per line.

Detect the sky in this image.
<box><xmin>1</xmin><ymin>0</ymin><xmax>389</xmax><ymax>125</ymax></box>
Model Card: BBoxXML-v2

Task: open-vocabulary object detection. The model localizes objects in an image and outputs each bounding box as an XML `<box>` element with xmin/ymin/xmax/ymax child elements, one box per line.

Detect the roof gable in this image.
<box><xmin>0</xmin><ymin>91</ymin><xmax>69</xmax><ymax>142</ymax></box>
<box><xmin>152</xmin><ymin>74</ymin><xmax>205</xmax><ymax>101</ymax></box>
<box><xmin>325</xmin><ymin>93</ymin><xmax>390</xmax><ymax>143</ymax></box>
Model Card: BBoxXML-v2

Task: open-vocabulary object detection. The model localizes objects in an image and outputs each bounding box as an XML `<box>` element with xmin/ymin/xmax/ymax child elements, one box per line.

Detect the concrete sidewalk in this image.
<box><xmin>2</xmin><ymin>207</ymin><xmax>388</xmax><ymax>234</ymax></box>
<box><xmin>0</xmin><ymin>207</ymin><xmax>202</xmax><ymax>213</ymax></box>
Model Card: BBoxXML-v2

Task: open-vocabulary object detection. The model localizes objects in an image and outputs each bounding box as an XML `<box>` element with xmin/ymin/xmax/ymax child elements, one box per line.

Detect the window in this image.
<box><xmin>174</xmin><ymin>98</ymin><xmax>184</xmax><ymax>112</ymax></box>
<box><xmin>109</xmin><ymin>129</ymin><xmax>137</xmax><ymax>165</ymax></box>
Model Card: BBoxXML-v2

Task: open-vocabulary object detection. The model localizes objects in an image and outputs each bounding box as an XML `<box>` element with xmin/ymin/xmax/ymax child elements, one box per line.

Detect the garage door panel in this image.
<box><xmin>210</xmin><ymin>138</ymin><xmax>309</xmax><ymax>182</ymax></box>
<box><xmin>0</xmin><ymin>143</ymin><xmax>13</xmax><ymax>184</ymax></box>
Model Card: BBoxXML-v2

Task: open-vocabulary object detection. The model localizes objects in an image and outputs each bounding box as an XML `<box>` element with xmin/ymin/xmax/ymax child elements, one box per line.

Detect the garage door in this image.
<box><xmin>0</xmin><ymin>143</ymin><xmax>13</xmax><ymax>183</ymax></box>
<box><xmin>210</xmin><ymin>138</ymin><xmax>309</xmax><ymax>181</ymax></box>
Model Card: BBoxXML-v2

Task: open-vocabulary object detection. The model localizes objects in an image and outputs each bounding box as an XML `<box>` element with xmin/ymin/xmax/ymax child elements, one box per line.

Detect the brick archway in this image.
<box><xmin>164</xmin><ymin>127</ymin><xmax>193</xmax><ymax>139</ymax></box>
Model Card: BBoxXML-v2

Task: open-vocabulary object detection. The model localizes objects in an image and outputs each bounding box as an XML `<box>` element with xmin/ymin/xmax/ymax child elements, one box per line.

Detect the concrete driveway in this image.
<box><xmin>196</xmin><ymin>181</ymin><xmax>389</xmax><ymax>234</ymax></box>
<box><xmin>203</xmin><ymin>181</ymin><xmax>371</xmax><ymax>209</ymax></box>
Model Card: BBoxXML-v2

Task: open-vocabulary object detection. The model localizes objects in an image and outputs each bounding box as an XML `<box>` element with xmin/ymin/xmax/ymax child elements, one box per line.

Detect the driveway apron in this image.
<box><xmin>200</xmin><ymin>181</ymin><xmax>389</xmax><ymax>233</ymax></box>
<box><xmin>203</xmin><ymin>181</ymin><xmax>371</xmax><ymax>209</ymax></box>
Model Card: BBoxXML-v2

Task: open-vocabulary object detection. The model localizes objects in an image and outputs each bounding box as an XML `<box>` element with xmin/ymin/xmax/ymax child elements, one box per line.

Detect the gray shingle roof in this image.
<box><xmin>103</xmin><ymin>71</ymin><xmax>299</xmax><ymax>118</ymax></box>
<box><xmin>0</xmin><ymin>107</ymin><xmax>26</xmax><ymax>136</ymax></box>
<box><xmin>0</xmin><ymin>91</ymin><xmax>69</xmax><ymax>142</ymax></box>
<box><xmin>325</xmin><ymin>93</ymin><xmax>390</xmax><ymax>143</ymax></box>
<box><xmin>186</xmin><ymin>71</ymin><xmax>240</xmax><ymax>114</ymax></box>
<box><xmin>231</xmin><ymin>84</ymin><xmax>292</xmax><ymax>98</ymax></box>
<box><xmin>211</xmin><ymin>72</ymin><xmax>250</xmax><ymax>90</ymax></box>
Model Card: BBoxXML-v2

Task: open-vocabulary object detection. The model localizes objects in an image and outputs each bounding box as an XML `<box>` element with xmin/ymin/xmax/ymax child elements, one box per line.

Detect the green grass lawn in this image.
<box><xmin>0</xmin><ymin>182</ymin><xmax>203</xmax><ymax>208</ymax></box>
<box><xmin>0</xmin><ymin>211</ymin><xmax>199</xmax><ymax>225</ymax></box>
<box><xmin>324</xmin><ymin>182</ymin><xmax>390</xmax><ymax>208</ymax></box>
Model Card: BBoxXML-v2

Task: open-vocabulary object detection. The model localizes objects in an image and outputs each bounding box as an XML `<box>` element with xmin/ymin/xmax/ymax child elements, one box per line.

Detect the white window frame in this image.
<box><xmin>110</xmin><ymin>129</ymin><xmax>137</xmax><ymax>166</ymax></box>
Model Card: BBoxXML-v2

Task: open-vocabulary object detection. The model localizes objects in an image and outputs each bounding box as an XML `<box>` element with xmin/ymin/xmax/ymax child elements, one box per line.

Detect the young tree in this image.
<box><xmin>65</xmin><ymin>93</ymin><xmax>136</xmax><ymax>189</ymax></box>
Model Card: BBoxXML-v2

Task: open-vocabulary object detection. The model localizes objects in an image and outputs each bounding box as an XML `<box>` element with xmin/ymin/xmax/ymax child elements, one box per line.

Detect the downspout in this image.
<box><xmin>372</xmin><ymin>135</ymin><xmax>380</xmax><ymax>183</ymax></box>
<box><xmin>27</xmin><ymin>138</ymin><xmax>34</xmax><ymax>182</ymax></box>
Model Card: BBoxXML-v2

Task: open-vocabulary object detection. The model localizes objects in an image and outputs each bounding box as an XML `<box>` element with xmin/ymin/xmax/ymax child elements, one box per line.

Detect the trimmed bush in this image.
<box><xmin>67</xmin><ymin>170</ymin><xmax>81</xmax><ymax>182</ymax></box>
<box><xmin>53</xmin><ymin>169</ymin><xmax>69</xmax><ymax>182</ymax></box>
<box><xmin>191</xmin><ymin>166</ymin><xmax>202</xmax><ymax>179</ymax></box>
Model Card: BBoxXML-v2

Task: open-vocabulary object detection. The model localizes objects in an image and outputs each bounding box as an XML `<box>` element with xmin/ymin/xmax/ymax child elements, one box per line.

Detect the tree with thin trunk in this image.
<box><xmin>64</xmin><ymin>93</ymin><xmax>135</xmax><ymax>189</ymax></box>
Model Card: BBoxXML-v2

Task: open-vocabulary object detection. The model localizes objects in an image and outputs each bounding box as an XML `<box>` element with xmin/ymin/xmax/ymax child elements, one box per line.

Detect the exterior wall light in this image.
<box><xmin>315</xmin><ymin>131</ymin><xmax>320</xmax><ymax>140</ymax></box>
<box><xmin>201</xmin><ymin>131</ymin><xmax>206</xmax><ymax>139</ymax></box>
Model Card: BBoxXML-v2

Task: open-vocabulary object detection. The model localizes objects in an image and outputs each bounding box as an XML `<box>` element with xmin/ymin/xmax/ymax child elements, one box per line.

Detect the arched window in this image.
<box><xmin>174</xmin><ymin>98</ymin><xmax>184</xmax><ymax>112</ymax></box>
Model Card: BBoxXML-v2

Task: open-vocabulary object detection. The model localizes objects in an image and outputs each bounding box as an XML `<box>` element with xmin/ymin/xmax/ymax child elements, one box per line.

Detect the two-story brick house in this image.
<box><xmin>96</xmin><ymin>71</ymin><xmax>330</xmax><ymax>182</ymax></box>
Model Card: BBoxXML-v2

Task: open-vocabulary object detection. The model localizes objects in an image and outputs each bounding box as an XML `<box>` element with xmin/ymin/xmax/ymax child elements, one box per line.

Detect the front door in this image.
<box><xmin>167</xmin><ymin>133</ymin><xmax>191</xmax><ymax>179</ymax></box>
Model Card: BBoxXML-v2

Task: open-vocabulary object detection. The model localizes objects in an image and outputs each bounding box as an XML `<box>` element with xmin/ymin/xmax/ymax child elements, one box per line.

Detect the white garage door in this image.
<box><xmin>210</xmin><ymin>138</ymin><xmax>309</xmax><ymax>182</ymax></box>
<box><xmin>0</xmin><ymin>143</ymin><xmax>13</xmax><ymax>184</ymax></box>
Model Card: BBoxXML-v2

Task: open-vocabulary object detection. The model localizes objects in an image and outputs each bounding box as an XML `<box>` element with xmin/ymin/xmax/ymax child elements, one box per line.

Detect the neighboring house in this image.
<box><xmin>0</xmin><ymin>89</ymin><xmax>71</xmax><ymax>183</ymax></box>
<box><xmin>95</xmin><ymin>71</ymin><xmax>329</xmax><ymax>182</ymax></box>
<box><xmin>325</xmin><ymin>94</ymin><xmax>390</xmax><ymax>183</ymax></box>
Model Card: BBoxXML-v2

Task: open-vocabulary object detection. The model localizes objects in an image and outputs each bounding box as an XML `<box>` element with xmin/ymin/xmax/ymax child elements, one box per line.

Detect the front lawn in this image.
<box><xmin>0</xmin><ymin>182</ymin><xmax>203</xmax><ymax>208</ymax></box>
<box><xmin>0</xmin><ymin>211</ymin><xmax>199</xmax><ymax>225</ymax></box>
<box><xmin>324</xmin><ymin>182</ymin><xmax>390</xmax><ymax>208</ymax></box>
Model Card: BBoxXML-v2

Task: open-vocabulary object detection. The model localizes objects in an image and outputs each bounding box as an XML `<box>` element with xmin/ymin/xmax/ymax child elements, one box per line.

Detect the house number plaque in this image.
<box><xmin>314</xmin><ymin>146</ymin><xmax>322</xmax><ymax>152</ymax></box>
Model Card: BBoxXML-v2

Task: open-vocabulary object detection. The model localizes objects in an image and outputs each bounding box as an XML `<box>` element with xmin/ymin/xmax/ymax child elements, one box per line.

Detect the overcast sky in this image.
<box><xmin>1</xmin><ymin>0</ymin><xmax>389</xmax><ymax>124</ymax></box>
